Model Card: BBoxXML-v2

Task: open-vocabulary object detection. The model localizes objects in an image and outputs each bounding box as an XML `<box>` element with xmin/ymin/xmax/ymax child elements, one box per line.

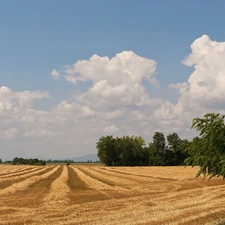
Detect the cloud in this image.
<box><xmin>51</xmin><ymin>69</ymin><xmax>60</xmax><ymax>79</ymax></box>
<box><xmin>0</xmin><ymin>86</ymin><xmax>49</xmax><ymax>119</ymax></box>
<box><xmin>103</xmin><ymin>109</ymin><xmax>123</xmax><ymax>119</ymax></box>
<box><xmin>168</xmin><ymin>82</ymin><xmax>188</xmax><ymax>90</ymax></box>
<box><xmin>171</xmin><ymin>35</ymin><xmax>225</xmax><ymax>110</ymax></box>
<box><xmin>63</xmin><ymin>51</ymin><xmax>157</xmax><ymax>86</ymax></box>
<box><xmin>0</xmin><ymin>86</ymin><xmax>50</xmax><ymax>140</ymax></box>
<box><xmin>3</xmin><ymin>128</ymin><xmax>18</xmax><ymax>140</ymax></box>
<box><xmin>2</xmin><ymin>36</ymin><xmax>225</xmax><ymax>159</ymax></box>
<box><xmin>52</xmin><ymin>51</ymin><xmax>163</xmax><ymax>138</ymax></box>
<box><xmin>103</xmin><ymin>125</ymin><xmax>119</xmax><ymax>134</ymax></box>
<box><xmin>58</xmin><ymin>51</ymin><xmax>160</xmax><ymax>118</ymax></box>
<box><xmin>160</xmin><ymin>34</ymin><xmax>225</xmax><ymax>137</ymax></box>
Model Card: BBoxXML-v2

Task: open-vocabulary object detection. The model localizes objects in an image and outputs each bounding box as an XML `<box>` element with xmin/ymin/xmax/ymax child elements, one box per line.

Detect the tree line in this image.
<box><xmin>45</xmin><ymin>159</ymin><xmax>75</xmax><ymax>164</ymax></box>
<box><xmin>1</xmin><ymin>158</ymin><xmax>98</xmax><ymax>165</ymax></box>
<box><xmin>97</xmin><ymin>133</ymin><xmax>190</xmax><ymax>166</ymax></box>
<box><xmin>0</xmin><ymin>113</ymin><xmax>224</xmax><ymax>179</ymax></box>
<box><xmin>97</xmin><ymin>113</ymin><xmax>225</xmax><ymax>179</ymax></box>
<box><xmin>12</xmin><ymin>157</ymin><xmax>46</xmax><ymax>166</ymax></box>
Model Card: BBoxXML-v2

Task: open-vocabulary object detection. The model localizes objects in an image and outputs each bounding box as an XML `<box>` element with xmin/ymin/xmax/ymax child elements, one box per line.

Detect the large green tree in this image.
<box><xmin>148</xmin><ymin>132</ymin><xmax>172</xmax><ymax>166</ymax></box>
<box><xmin>119</xmin><ymin>136</ymin><xmax>147</xmax><ymax>166</ymax></box>
<box><xmin>167</xmin><ymin>133</ymin><xmax>189</xmax><ymax>165</ymax></box>
<box><xmin>185</xmin><ymin>113</ymin><xmax>225</xmax><ymax>178</ymax></box>
<box><xmin>97</xmin><ymin>136</ymin><xmax>118</xmax><ymax>166</ymax></box>
<box><xmin>96</xmin><ymin>133</ymin><xmax>190</xmax><ymax>167</ymax></box>
<box><xmin>97</xmin><ymin>135</ymin><xmax>149</xmax><ymax>166</ymax></box>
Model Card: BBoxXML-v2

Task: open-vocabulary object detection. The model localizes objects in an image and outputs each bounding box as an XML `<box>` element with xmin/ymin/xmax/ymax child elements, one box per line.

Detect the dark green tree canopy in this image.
<box><xmin>12</xmin><ymin>157</ymin><xmax>46</xmax><ymax>166</ymax></box>
<box><xmin>97</xmin><ymin>133</ymin><xmax>188</xmax><ymax>166</ymax></box>
<box><xmin>97</xmin><ymin>135</ymin><xmax>149</xmax><ymax>166</ymax></box>
<box><xmin>167</xmin><ymin>133</ymin><xmax>181</xmax><ymax>152</ymax></box>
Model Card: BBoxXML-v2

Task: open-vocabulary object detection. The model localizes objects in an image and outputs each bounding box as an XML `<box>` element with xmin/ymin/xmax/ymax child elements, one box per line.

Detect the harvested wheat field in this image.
<box><xmin>0</xmin><ymin>165</ymin><xmax>225</xmax><ymax>225</ymax></box>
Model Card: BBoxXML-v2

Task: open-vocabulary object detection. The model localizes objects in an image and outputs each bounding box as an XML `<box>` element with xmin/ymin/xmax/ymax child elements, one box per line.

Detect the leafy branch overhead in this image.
<box><xmin>185</xmin><ymin>113</ymin><xmax>225</xmax><ymax>179</ymax></box>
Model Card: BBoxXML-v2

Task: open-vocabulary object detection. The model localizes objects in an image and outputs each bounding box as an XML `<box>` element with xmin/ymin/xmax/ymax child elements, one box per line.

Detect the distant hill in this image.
<box><xmin>69</xmin><ymin>154</ymin><xmax>99</xmax><ymax>162</ymax></box>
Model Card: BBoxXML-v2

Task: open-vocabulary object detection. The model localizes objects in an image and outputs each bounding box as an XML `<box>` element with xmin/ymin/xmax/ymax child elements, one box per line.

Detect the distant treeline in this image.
<box><xmin>45</xmin><ymin>159</ymin><xmax>75</xmax><ymax>164</ymax></box>
<box><xmin>45</xmin><ymin>159</ymin><xmax>99</xmax><ymax>163</ymax></box>
<box><xmin>97</xmin><ymin>132</ymin><xmax>190</xmax><ymax>166</ymax></box>
<box><xmin>0</xmin><ymin>158</ymin><xmax>99</xmax><ymax>165</ymax></box>
<box><xmin>12</xmin><ymin>157</ymin><xmax>46</xmax><ymax>166</ymax></box>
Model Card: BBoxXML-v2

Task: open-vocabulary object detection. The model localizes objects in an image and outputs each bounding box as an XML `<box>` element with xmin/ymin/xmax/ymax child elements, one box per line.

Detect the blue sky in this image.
<box><xmin>1</xmin><ymin>1</ymin><xmax>225</xmax><ymax>159</ymax></box>
<box><xmin>1</xmin><ymin>1</ymin><xmax>223</xmax><ymax>88</ymax></box>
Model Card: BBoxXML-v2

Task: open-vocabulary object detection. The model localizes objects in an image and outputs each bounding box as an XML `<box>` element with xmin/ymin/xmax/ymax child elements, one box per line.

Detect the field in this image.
<box><xmin>0</xmin><ymin>165</ymin><xmax>225</xmax><ymax>225</ymax></box>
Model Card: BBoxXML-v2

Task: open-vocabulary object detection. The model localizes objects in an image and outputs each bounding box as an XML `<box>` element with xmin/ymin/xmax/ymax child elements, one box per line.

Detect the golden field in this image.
<box><xmin>0</xmin><ymin>165</ymin><xmax>225</xmax><ymax>225</ymax></box>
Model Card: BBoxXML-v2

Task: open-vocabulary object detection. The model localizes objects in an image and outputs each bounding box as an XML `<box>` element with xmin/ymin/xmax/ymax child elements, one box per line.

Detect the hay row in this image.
<box><xmin>3</xmin><ymin>190</ymin><xmax>224</xmax><ymax>225</ymax></box>
<box><xmin>89</xmin><ymin>167</ymin><xmax>181</xmax><ymax>194</ymax></box>
<box><xmin>0</xmin><ymin>166</ymin><xmax>42</xmax><ymax>178</ymax></box>
<box><xmin>44</xmin><ymin>165</ymin><xmax>70</xmax><ymax>206</ymax></box>
<box><xmin>0</xmin><ymin>165</ymin><xmax>225</xmax><ymax>225</ymax></box>
<box><xmin>79</xmin><ymin>166</ymin><xmax>138</xmax><ymax>188</ymax></box>
<box><xmin>108</xmin><ymin>166</ymin><xmax>199</xmax><ymax>180</ymax></box>
<box><xmin>94</xmin><ymin>166</ymin><xmax>159</xmax><ymax>183</ymax></box>
<box><xmin>0</xmin><ymin>166</ymin><xmax>52</xmax><ymax>184</ymax></box>
<box><xmin>0</xmin><ymin>165</ymin><xmax>30</xmax><ymax>176</ymax></box>
<box><xmin>0</xmin><ymin>166</ymin><xmax>60</xmax><ymax>195</ymax></box>
<box><xmin>71</xmin><ymin>166</ymin><xmax>112</xmax><ymax>190</ymax></box>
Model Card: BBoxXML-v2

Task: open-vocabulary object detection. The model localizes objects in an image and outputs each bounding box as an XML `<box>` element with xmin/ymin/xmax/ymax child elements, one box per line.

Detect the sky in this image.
<box><xmin>1</xmin><ymin>0</ymin><xmax>225</xmax><ymax>160</ymax></box>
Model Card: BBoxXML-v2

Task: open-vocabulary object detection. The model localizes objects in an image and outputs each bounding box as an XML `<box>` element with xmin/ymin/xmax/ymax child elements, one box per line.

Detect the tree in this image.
<box><xmin>148</xmin><ymin>132</ymin><xmax>172</xmax><ymax>166</ymax></box>
<box><xmin>97</xmin><ymin>136</ymin><xmax>118</xmax><ymax>166</ymax></box>
<box><xmin>167</xmin><ymin>133</ymin><xmax>180</xmax><ymax>152</ymax></box>
<box><xmin>0</xmin><ymin>159</ymin><xmax>2</xmax><ymax>164</ymax></box>
<box><xmin>119</xmin><ymin>136</ymin><xmax>144</xmax><ymax>166</ymax></box>
<box><xmin>153</xmin><ymin>132</ymin><xmax>166</xmax><ymax>150</ymax></box>
<box><xmin>185</xmin><ymin>113</ymin><xmax>225</xmax><ymax>178</ymax></box>
<box><xmin>97</xmin><ymin>135</ymin><xmax>149</xmax><ymax>166</ymax></box>
<box><xmin>12</xmin><ymin>157</ymin><xmax>45</xmax><ymax>166</ymax></box>
<box><xmin>96</xmin><ymin>133</ymin><xmax>189</xmax><ymax>167</ymax></box>
<box><xmin>178</xmin><ymin>139</ymin><xmax>191</xmax><ymax>165</ymax></box>
<box><xmin>167</xmin><ymin>133</ymin><xmax>189</xmax><ymax>165</ymax></box>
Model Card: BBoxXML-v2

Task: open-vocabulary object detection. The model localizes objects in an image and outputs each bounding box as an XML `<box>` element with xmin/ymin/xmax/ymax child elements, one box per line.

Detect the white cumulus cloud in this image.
<box><xmin>3</xmin><ymin>36</ymin><xmax>225</xmax><ymax>159</ymax></box>
<box><xmin>103</xmin><ymin>125</ymin><xmax>119</xmax><ymax>134</ymax></box>
<box><xmin>64</xmin><ymin>51</ymin><xmax>157</xmax><ymax>86</ymax></box>
<box><xmin>51</xmin><ymin>69</ymin><xmax>60</xmax><ymax>79</ymax></box>
<box><xmin>171</xmin><ymin>35</ymin><xmax>225</xmax><ymax>110</ymax></box>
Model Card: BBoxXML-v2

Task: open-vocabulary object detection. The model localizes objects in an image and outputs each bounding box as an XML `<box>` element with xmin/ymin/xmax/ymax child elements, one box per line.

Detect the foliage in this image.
<box><xmin>46</xmin><ymin>159</ymin><xmax>74</xmax><ymax>164</ymax></box>
<box><xmin>0</xmin><ymin>159</ymin><xmax>2</xmax><ymax>164</ymax></box>
<box><xmin>97</xmin><ymin>136</ymin><xmax>118</xmax><ymax>166</ymax></box>
<box><xmin>147</xmin><ymin>132</ymin><xmax>188</xmax><ymax>166</ymax></box>
<box><xmin>3</xmin><ymin>160</ymin><xmax>12</xmax><ymax>164</ymax></box>
<box><xmin>167</xmin><ymin>133</ymin><xmax>190</xmax><ymax>165</ymax></box>
<box><xmin>185</xmin><ymin>113</ymin><xmax>225</xmax><ymax>178</ymax></box>
<box><xmin>97</xmin><ymin>133</ymin><xmax>188</xmax><ymax>166</ymax></box>
<box><xmin>97</xmin><ymin>135</ymin><xmax>149</xmax><ymax>166</ymax></box>
<box><xmin>12</xmin><ymin>157</ymin><xmax>46</xmax><ymax>166</ymax></box>
<box><xmin>148</xmin><ymin>132</ymin><xmax>168</xmax><ymax>166</ymax></box>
